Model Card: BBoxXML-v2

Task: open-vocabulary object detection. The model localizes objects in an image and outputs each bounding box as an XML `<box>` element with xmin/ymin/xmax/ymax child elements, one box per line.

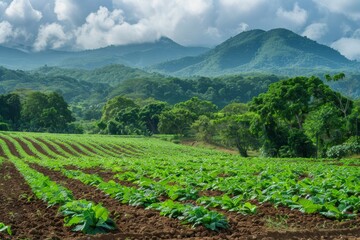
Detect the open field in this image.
<box><xmin>0</xmin><ymin>132</ymin><xmax>359</xmax><ymax>239</ymax></box>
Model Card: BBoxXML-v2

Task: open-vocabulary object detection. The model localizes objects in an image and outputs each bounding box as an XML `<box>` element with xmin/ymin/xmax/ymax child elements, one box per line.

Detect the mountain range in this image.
<box><xmin>151</xmin><ymin>28</ymin><xmax>358</xmax><ymax>76</ymax></box>
<box><xmin>0</xmin><ymin>37</ymin><xmax>208</xmax><ymax>70</ymax></box>
<box><xmin>1</xmin><ymin>28</ymin><xmax>358</xmax><ymax>77</ymax></box>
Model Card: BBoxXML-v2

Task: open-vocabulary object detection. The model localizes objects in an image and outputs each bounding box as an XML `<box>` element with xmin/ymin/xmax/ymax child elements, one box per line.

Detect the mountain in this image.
<box><xmin>0</xmin><ymin>37</ymin><xmax>208</xmax><ymax>70</ymax></box>
<box><xmin>151</xmin><ymin>28</ymin><xmax>359</xmax><ymax>76</ymax></box>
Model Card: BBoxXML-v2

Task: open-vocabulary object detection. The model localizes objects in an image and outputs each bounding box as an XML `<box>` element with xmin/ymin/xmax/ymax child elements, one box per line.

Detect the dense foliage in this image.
<box><xmin>0</xmin><ymin>91</ymin><xmax>75</xmax><ymax>133</ymax></box>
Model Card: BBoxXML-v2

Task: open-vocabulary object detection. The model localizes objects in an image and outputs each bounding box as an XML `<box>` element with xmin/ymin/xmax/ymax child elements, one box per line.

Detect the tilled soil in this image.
<box><xmin>0</xmin><ymin>161</ymin><xmax>81</xmax><ymax>240</ymax></box>
<box><xmin>0</xmin><ymin>136</ymin><xmax>21</xmax><ymax>158</ymax></box>
<box><xmin>24</xmin><ymin>137</ymin><xmax>56</xmax><ymax>158</ymax></box>
<box><xmin>29</xmin><ymin>163</ymin><xmax>360</xmax><ymax>240</ymax></box>
<box><xmin>30</xmin><ymin>163</ymin><xmax>216</xmax><ymax>239</ymax></box>
<box><xmin>35</xmin><ymin>137</ymin><xmax>67</xmax><ymax>157</ymax></box>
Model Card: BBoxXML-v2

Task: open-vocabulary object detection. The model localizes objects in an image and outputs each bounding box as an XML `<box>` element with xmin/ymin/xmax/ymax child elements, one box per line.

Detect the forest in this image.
<box><xmin>1</xmin><ymin>73</ymin><xmax>359</xmax><ymax>159</ymax></box>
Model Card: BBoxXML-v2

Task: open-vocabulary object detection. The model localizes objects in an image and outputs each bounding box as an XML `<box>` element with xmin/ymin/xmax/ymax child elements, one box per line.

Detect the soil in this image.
<box><xmin>24</xmin><ymin>137</ymin><xmax>56</xmax><ymax>158</ymax></box>
<box><xmin>28</xmin><ymin>163</ymin><xmax>360</xmax><ymax>240</ymax></box>
<box><xmin>13</xmin><ymin>137</ymin><xmax>38</xmax><ymax>158</ymax></box>
<box><xmin>0</xmin><ymin>161</ymin><xmax>81</xmax><ymax>240</ymax></box>
<box><xmin>50</xmin><ymin>140</ymin><xmax>79</xmax><ymax>156</ymax></box>
<box><xmin>88</xmin><ymin>143</ymin><xmax>119</xmax><ymax>157</ymax></box>
<box><xmin>0</xmin><ymin>136</ymin><xmax>21</xmax><ymax>158</ymax></box>
<box><xmin>66</xmin><ymin>142</ymin><xmax>90</xmax><ymax>156</ymax></box>
<box><xmin>1</xmin><ymin>136</ymin><xmax>360</xmax><ymax>239</ymax></box>
<box><xmin>35</xmin><ymin>137</ymin><xmax>67</xmax><ymax>157</ymax></box>
<box><xmin>78</xmin><ymin>143</ymin><xmax>98</xmax><ymax>155</ymax></box>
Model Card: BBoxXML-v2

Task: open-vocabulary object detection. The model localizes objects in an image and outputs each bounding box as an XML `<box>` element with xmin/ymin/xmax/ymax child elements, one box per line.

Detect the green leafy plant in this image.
<box><xmin>0</xmin><ymin>223</ymin><xmax>12</xmax><ymax>236</ymax></box>
<box><xmin>147</xmin><ymin>200</ymin><xmax>186</xmax><ymax>218</ymax></box>
<box><xmin>59</xmin><ymin>200</ymin><xmax>117</xmax><ymax>234</ymax></box>
<box><xmin>181</xmin><ymin>206</ymin><xmax>229</xmax><ymax>231</ymax></box>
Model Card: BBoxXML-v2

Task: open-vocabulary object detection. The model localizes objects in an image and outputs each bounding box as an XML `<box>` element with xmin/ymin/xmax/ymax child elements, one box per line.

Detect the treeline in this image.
<box><xmin>108</xmin><ymin>74</ymin><xmax>281</xmax><ymax>107</ymax></box>
<box><xmin>1</xmin><ymin>72</ymin><xmax>359</xmax><ymax>159</ymax></box>
<box><xmin>0</xmin><ymin>91</ymin><xmax>76</xmax><ymax>133</ymax></box>
<box><xmin>98</xmin><ymin>75</ymin><xmax>360</xmax><ymax>159</ymax></box>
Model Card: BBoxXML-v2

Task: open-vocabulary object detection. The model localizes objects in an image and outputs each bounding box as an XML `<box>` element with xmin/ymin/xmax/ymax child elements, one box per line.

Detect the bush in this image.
<box><xmin>326</xmin><ymin>140</ymin><xmax>360</xmax><ymax>159</ymax></box>
<box><xmin>326</xmin><ymin>145</ymin><xmax>350</xmax><ymax>159</ymax></box>
<box><xmin>0</xmin><ymin>122</ymin><xmax>9</xmax><ymax>131</ymax></box>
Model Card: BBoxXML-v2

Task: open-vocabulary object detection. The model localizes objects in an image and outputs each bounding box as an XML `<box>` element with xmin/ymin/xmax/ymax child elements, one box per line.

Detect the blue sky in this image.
<box><xmin>0</xmin><ymin>0</ymin><xmax>360</xmax><ymax>60</ymax></box>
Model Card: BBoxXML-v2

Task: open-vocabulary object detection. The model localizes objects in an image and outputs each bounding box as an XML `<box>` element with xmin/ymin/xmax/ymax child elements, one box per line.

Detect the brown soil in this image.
<box><xmin>29</xmin><ymin>163</ymin><xmax>216</xmax><ymax>239</ymax></box>
<box><xmin>78</xmin><ymin>143</ymin><xmax>98</xmax><ymax>155</ymax></box>
<box><xmin>28</xmin><ymin>164</ymin><xmax>360</xmax><ymax>239</ymax></box>
<box><xmin>24</xmin><ymin>137</ymin><xmax>55</xmax><ymax>158</ymax></box>
<box><xmin>100</xmin><ymin>144</ymin><xmax>126</xmax><ymax>156</ymax></box>
<box><xmin>50</xmin><ymin>140</ymin><xmax>79</xmax><ymax>156</ymax></box>
<box><xmin>0</xmin><ymin>136</ymin><xmax>21</xmax><ymax>158</ymax></box>
<box><xmin>108</xmin><ymin>144</ymin><xmax>130</xmax><ymax>155</ymax></box>
<box><xmin>13</xmin><ymin>137</ymin><xmax>38</xmax><ymax>158</ymax></box>
<box><xmin>35</xmin><ymin>137</ymin><xmax>67</xmax><ymax>157</ymax></box>
<box><xmin>112</xmin><ymin>144</ymin><xmax>143</xmax><ymax>156</ymax></box>
<box><xmin>88</xmin><ymin>143</ymin><xmax>119</xmax><ymax>157</ymax></box>
<box><xmin>0</xmin><ymin>161</ymin><xmax>81</xmax><ymax>240</ymax></box>
<box><xmin>66</xmin><ymin>142</ymin><xmax>90</xmax><ymax>156</ymax></box>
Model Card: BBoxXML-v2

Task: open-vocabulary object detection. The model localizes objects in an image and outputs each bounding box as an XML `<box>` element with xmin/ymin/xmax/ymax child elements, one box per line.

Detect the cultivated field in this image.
<box><xmin>0</xmin><ymin>132</ymin><xmax>359</xmax><ymax>239</ymax></box>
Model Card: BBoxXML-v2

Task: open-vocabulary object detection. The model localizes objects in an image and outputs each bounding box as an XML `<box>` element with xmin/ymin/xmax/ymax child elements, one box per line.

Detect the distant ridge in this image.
<box><xmin>0</xmin><ymin>37</ymin><xmax>209</xmax><ymax>70</ymax></box>
<box><xmin>151</xmin><ymin>28</ymin><xmax>358</xmax><ymax>76</ymax></box>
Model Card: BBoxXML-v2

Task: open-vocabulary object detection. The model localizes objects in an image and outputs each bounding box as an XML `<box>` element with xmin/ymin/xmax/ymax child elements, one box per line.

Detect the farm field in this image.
<box><xmin>0</xmin><ymin>132</ymin><xmax>360</xmax><ymax>239</ymax></box>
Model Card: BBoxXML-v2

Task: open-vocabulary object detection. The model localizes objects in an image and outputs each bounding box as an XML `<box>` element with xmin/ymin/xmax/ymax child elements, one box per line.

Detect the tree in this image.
<box><xmin>175</xmin><ymin>97</ymin><xmax>218</xmax><ymax>118</ymax></box>
<box><xmin>21</xmin><ymin>92</ymin><xmax>74</xmax><ymax>132</ymax></box>
<box><xmin>139</xmin><ymin>102</ymin><xmax>167</xmax><ymax>134</ymax></box>
<box><xmin>158</xmin><ymin>108</ymin><xmax>196</xmax><ymax>135</ymax></box>
<box><xmin>220</xmin><ymin>102</ymin><xmax>248</xmax><ymax>116</ymax></box>
<box><xmin>191</xmin><ymin>115</ymin><xmax>216</xmax><ymax>142</ymax></box>
<box><xmin>250</xmin><ymin>76</ymin><xmax>351</xmax><ymax>157</ymax></box>
<box><xmin>101</xmin><ymin>96</ymin><xmax>138</xmax><ymax>122</ymax></box>
<box><xmin>304</xmin><ymin>104</ymin><xmax>345</xmax><ymax>157</ymax></box>
<box><xmin>214</xmin><ymin>112</ymin><xmax>259</xmax><ymax>157</ymax></box>
<box><xmin>0</xmin><ymin>93</ymin><xmax>21</xmax><ymax>129</ymax></box>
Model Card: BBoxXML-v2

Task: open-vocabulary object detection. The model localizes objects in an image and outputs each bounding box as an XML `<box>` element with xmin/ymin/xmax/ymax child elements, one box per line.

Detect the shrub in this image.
<box><xmin>326</xmin><ymin>140</ymin><xmax>360</xmax><ymax>159</ymax></box>
<box><xmin>0</xmin><ymin>122</ymin><xmax>9</xmax><ymax>131</ymax></box>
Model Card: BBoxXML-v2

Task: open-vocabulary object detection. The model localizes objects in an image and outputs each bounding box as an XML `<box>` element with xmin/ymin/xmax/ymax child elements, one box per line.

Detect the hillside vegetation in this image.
<box><xmin>152</xmin><ymin>29</ymin><xmax>358</xmax><ymax>76</ymax></box>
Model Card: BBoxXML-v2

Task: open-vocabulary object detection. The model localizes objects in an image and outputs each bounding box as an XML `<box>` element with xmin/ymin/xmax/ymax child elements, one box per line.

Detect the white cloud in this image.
<box><xmin>75</xmin><ymin>2</ymin><xmax>217</xmax><ymax>49</ymax></box>
<box><xmin>220</xmin><ymin>0</ymin><xmax>266</xmax><ymax>14</ymax></box>
<box><xmin>54</xmin><ymin>0</ymin><xmax>78</xmax><ymax>22</ymax></box>
<box><xmin>33</xmin><ymin>23</ymin><xmax>69</xmax><ymax>51</ymax></box>
<box><xmin>276</xmin><ymin>3</ymin><xmax>308</xmax><ymax>26</ymax></box>
<box><xmin>75</xmin><ymin>6</ymin><xmax>132</xmax><ymax>49</ymax></box>
<box><xmin>236</xmin><ymin>22</ymin><xmax>249</xmax><ymax>33</ymax></box>
<box><xmin>331</xmin><ymin>37</ymin><xmax>360</xmax><ymax>60</ymax></box>
<box><xmin>5</xmin><ymin>0</ymin><xmax>42</xmax><ymax>23</ymax></box>
<box><xmin>313</xmin><ymin>0</ymin><xmax>360</xmax><ymax>21</ymax></box>
<box><xmin>0</xmin><ymin>0</ymin><xmax>358</xmax><ymax>52</ymax></box>
<box><xmin>302</xmin><ymin>23</ymin><xmax>328</xmax><ymax>41</ymax></box>
<box><xmin>0</xmin><ymin>21</ymin><xmax>13</xmax><ymax>43</ymax></box>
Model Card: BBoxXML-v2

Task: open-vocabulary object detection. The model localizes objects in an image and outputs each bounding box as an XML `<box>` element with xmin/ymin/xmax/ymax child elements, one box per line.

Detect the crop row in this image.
<box><xmin>11</xmin><ymin>158</ymin><xmax>117</xmax><ymax>234</ymax></box>
<box><xmin>25</xmin><ymin>156</ymin><xmax>230</xmax><ymax>231</ymax></box>
<box><xmin>0</xmin><ymin>131</ymin><xmax>359</xmax><ymax>239</ymax></box>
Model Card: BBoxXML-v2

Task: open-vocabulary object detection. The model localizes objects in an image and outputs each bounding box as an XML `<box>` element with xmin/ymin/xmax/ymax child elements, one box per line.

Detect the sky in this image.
<box><xmin>0</xmin><ymin>0</ymin><xmax>360</xmax><ymax>60</ymax></box>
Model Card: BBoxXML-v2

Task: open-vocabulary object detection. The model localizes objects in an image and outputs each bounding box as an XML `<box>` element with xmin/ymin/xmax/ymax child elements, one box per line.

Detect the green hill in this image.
<box><xmin>152</xmin><ymin>28</ymin><xmax>358</xmax><ymax>76</ymax></box>
<box><xmin>34</xmin><ymin>64</ymin><xmax>160</xmax><ymax>86</ymax></box>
